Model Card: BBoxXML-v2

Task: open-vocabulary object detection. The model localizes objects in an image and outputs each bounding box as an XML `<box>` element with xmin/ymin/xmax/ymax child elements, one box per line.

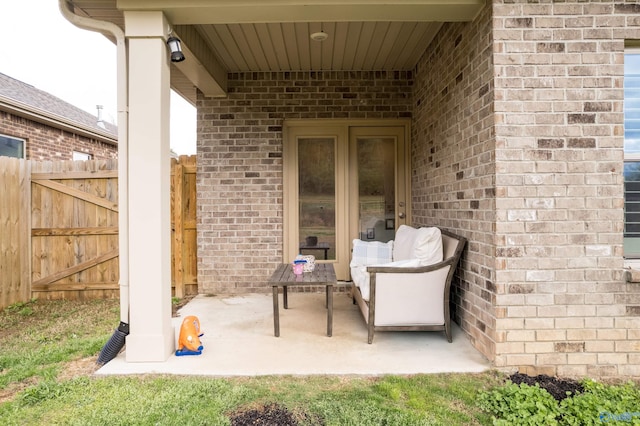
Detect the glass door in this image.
<box><xmin>284</xmin><ymin>122</ymin><xmax>408</xmax><ymax>281</ymax></box>
<box><xmin>349</xmin><ymin>127</ymin><xmax>408</xmax><ymax>244</ymax></box>
<box><xmin>298</xmin><ymin>137</ymin><xmax>337</xmax><ymax>261</ymax></box>
<box><xmin>284</xmin><ymin>126</ymin><xmax>348</xmax><ymax>278</ymax></box>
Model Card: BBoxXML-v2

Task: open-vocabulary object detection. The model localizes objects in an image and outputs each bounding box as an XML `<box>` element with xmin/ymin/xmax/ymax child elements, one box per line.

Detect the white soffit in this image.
<box><xmin>73</xmin><ymin>0</ymin><xmax>484</xmax><ymax>100</ymax></box>
<box><xmin>117</xmin><ymin>0</ymin><xmax>485</xmax><ymax>24</ymax></box>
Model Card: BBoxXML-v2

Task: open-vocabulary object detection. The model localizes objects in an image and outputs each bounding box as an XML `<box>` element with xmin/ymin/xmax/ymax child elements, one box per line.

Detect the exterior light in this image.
<box><xmin>167</xmin><ymin>36</ymin><xmax>185</xmax><ymax>62</ymax></box>
<box><xmin>310</xmin><ymin>31</ymin><xmax>328</xmax><ymax>42</ymax></box>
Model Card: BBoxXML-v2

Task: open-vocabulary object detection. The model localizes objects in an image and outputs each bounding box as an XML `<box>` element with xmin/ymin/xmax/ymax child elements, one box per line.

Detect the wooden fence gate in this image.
<box><xmin>0</xmin><ymin>156</ymin><xmax>197</xmax><ymax>309</ymax></box>
<box><xmin>30</xmin><ymin>160</ymin><xmax>120</xmax><ymax>299</ymax></box>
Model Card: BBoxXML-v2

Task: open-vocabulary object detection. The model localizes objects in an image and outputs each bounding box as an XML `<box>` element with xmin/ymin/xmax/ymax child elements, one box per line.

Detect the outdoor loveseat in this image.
<box><xmin>350</xmin><ymin>225</ymin><xmax>466</xmax><ymax>343</ymax></box>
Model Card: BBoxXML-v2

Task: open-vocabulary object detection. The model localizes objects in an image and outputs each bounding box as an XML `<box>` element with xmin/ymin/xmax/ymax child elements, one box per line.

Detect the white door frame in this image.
<box><xmin>283</xmin><ymin>119</ymin><xmax>411</xmax><ymax>280</ymax></box>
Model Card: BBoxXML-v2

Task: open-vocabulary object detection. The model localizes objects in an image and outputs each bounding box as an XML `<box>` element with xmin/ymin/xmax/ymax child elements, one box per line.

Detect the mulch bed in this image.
<box><xmin>229</xmin><ymin>404</ymin><xmax>302</xmax><ymax>426</ymax></box>
<box><xmin>509</xmin><ymin>373</ymin><xmax>584</xmax><ymax>401</ymax></box>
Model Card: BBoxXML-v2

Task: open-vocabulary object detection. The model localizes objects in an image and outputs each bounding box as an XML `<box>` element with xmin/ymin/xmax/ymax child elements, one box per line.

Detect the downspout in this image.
<box><xmin>58</xmin><ymin>1</ymin><xmax>130</xmax><ymax>334</ymax></box>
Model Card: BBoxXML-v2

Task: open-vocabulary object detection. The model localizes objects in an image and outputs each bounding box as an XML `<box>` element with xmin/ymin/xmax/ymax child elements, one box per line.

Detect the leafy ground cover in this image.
<box><xmin>478</xmin><ymin>373</ymin><xmax>640</xmax><ymax>425</ymax></box>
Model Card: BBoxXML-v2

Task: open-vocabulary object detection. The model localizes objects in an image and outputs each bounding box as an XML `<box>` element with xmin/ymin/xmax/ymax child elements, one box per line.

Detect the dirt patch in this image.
<box><xmin>172</xmin><ymin>295</ymin><xmax>195</xmax><ymax>317</ymax></box>
<box><xmin>0</xmin><ymin>357</ymin><xmax>101</xmax><ymax>404</ymax></box>
<box><xmin>0</xmin><ymin>377</ymin><xmax>37</xmax><ymax>404</ymax></box>
<box><xmin>229</xmin><ymin>403</ymin><xmax>322</xmax><ymax>426</ymax></box>
<box><xmin>509</xmin><ymin>373</ymin><xmax>584</xmax><ymax>401</ymax></box>
<box><xmin>230</xmin><ymin>403</ymin><xmax>300</xmax><ymax>426</ymax></box>
<box><xmin>58</xmin><ymin>356</ymin><xmax>101</xmax><ymax>381</ymax></box>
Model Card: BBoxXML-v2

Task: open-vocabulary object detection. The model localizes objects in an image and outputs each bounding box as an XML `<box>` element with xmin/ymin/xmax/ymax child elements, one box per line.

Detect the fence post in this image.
<box><xmin>21</xmin><ymin>159</ymin><xmax>32</xmax><ymax>302</ymax></box>
<box><xmin>172</xmin><ymin>158</ymin><xmax>185</xmax><ymax>298</ymax></box>
<box><xmin>0</xmin><ymin>158</ymin><xmax>32</xmax><ymax>309</ymax></box>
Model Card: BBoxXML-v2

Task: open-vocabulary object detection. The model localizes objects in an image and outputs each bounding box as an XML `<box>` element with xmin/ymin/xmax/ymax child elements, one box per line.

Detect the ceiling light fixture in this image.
<box><xmin>310</xmin><ymin>31</ymin><xmax>328</xmax><ymax>42</ymax></box>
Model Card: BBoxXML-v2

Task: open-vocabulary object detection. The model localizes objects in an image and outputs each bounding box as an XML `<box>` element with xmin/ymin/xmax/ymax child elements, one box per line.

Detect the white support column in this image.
<box><xmin>124</xmin><ymin>11</ymin><xmax>174</xmax><ymax>362</ymax></box>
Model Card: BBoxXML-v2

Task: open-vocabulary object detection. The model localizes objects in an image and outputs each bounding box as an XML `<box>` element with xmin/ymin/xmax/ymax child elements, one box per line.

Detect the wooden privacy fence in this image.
<box><xmin>171</xmin><ymin>155</ymin><xmax>198</xmax><ymax>297</ymax></box>
<box><xmin>0</xmin><ymin>157</ymin><xmax>31</xmax><ymax>308</ymax></box>
<box><xmin>31</xmin><ymin>159</ymin><xmax>120</xmax><ymax>300</ymax></box>
<box><xmin>0</xmin><ymin>156</ymin><xmax>197</xmax><ymax>310</ymax></box>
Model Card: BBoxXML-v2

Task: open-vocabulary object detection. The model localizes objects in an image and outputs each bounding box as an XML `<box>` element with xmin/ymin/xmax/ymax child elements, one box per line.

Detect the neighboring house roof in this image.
<box><xmin>0</xmin><ymin>72</ymin><xmax>117</xmax><ymax>144</ymax></box>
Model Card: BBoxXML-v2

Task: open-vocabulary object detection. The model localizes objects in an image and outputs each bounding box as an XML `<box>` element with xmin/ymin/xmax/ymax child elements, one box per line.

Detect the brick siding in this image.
<box><xmin>196</xmin><ymin>71</ymin><xmax>413</xmax><ymax>293</ymax></box>
<box><xmin>411</xmin><ymin>0</ymin><xmax>640</xmax><ymax>378</ymax></box>
<box><xmin>0</xmin><ymin>111</ymin><xmax>117</xmax><ymax>160</ymax></box>
<box><xmin>412</xmin><ymin>3</ymin><xmax>498</xmax><ymax>362</ymax></box>
<box><xmin>491</xmin><ymin>0</ymin><xmax>640</xmax><ymax>377</ymax></box>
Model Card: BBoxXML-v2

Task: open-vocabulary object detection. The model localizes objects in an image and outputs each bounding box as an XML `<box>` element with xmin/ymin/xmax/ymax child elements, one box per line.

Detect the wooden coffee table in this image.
<box><xmin>268</xmin><ymin>263</ymin><xmax>337</xmax><ymax>337</ymax></box>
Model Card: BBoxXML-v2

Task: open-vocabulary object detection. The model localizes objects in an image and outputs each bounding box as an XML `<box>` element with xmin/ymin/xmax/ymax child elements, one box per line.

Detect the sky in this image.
<box><xmin>4</xmin><ymin>0</ymin><xmax>197</xmax><ymax>155</ymax></box>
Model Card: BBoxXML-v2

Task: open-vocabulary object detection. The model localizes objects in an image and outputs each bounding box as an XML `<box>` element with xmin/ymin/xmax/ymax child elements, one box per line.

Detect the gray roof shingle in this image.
<box><xmin>0</xmin><ymin>72</ymin><xmax>117</xmax><ymax>139</ymax></box>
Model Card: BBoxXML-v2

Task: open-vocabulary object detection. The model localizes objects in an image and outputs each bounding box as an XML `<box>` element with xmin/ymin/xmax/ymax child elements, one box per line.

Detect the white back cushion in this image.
<box><xmin>413</xmin><ymin>227</ymin><xmax>443</xmax><ymax>266</ymax></box>
<box><xmin>392</xmin><ymin>225</ymin><xmax>443</xmax><ymax>265</ymax></box>
<box><xmin>392</xmin><ymin>225</ymin><xmax>417</xmax><ymax>261</ymax></box>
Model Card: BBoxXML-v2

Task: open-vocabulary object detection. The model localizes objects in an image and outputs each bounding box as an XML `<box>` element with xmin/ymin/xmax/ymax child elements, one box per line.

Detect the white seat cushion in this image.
<box><xmin>351</xmin><ymin>228</ymin><xmax>442</xmax><ymax>301</ymax></box>
<box><xmin>352</xmin><ymin>259</ymin><xmax>421</xmax><ymax>301</ymax></box>
<box><xmin>350</xmin><ymin>239</ymin><xmax>393</xmax><ymax>301</ymax></box>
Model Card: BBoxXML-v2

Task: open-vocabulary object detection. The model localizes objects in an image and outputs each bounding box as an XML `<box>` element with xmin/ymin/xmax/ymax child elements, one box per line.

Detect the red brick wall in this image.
<box><xmin>0</xmin><ymin>111</ymin><xmax>117</xmax><ymax>160</ymax></box>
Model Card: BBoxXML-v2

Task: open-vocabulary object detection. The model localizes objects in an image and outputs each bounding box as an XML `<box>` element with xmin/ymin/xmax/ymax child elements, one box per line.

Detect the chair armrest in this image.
<box><xmin>365</xmin><ymin>253</ymin><xmax>461</xmax><ymax>326</ymax></box>
<box><xmin>366</xmin><ymin>256</ymin><xmax>457</xmax><ymax>274</ymax></box>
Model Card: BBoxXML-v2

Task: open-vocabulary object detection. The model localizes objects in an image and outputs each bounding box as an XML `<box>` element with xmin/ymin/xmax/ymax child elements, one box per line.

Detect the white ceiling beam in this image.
<box><xmin>172</xmin><ymin>25</ymin><xmax>227</xmax><ymax>97</ymax></box>
<box><xmin>116</xmin><ymin>0</ymin><xmax>485</xmax><ymax>24</ymax></box>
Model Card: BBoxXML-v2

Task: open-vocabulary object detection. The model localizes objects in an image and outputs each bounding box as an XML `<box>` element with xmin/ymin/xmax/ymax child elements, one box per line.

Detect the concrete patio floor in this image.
<box><xmin>96</xmin><ymin>292</ymin><xmax>491</xmax><ymax>376</ymax></box>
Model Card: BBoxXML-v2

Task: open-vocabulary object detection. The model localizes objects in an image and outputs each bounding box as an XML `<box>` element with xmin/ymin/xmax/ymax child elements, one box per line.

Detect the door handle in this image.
<box><xmin>398</xmin><ymin>212</ymin><xmax>406</xmax><ymax>219</ymax></box>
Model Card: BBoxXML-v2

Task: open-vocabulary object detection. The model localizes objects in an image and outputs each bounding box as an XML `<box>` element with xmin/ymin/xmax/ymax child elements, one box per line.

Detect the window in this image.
<box><xmin>624</xmin><ymin>51</ymin><xmax>640</xmax><ymax>257</ymax></box>
<box><xmin>72</xmin><ymin>151</ymin><xmax>93</xmax><ymax>161</ymax></box>
<box><xmin>0</xmin><ymin>134</ymin><xmax>25</xmax><ymax>158</ymax></box>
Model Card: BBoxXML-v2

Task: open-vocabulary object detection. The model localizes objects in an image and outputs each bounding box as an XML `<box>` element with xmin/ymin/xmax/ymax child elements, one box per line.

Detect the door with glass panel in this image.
<box><xmin>349</xmin><ymin>127</ymin><xmax>408</xmax><ymax>251</ymax></box>
<box><xmin>284</xmin><ymin>122</ymin><xmax>409</xmax><ymax>280</ymax></box>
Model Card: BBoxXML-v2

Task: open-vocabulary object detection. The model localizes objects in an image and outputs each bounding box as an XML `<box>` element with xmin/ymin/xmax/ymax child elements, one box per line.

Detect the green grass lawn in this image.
<box><xmin>5</xmin><ymin>298</ymin><xmax>639</xmax><ymax>425</ymax></box>
<box><xmin>0</xmin><ymin>298</ymin><xmax>501</xmax><ymax>425</ymax></box>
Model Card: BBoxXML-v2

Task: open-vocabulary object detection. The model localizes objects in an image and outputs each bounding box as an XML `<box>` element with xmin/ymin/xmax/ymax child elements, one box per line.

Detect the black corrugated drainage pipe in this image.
<box><xmin>97</xmin><ymin>321</ymin><xmax>130</xmax><ymax>365</ymax></box>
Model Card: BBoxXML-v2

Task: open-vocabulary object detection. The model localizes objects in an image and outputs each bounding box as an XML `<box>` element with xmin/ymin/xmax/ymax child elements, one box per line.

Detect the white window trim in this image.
<box><xmin>72</xmin><ymin>151</ymin><xmax>93</xmax><ymax>161</ymax></box>
<box><xmin>0</xmin><ymin>133</ymin><xmax>26</xmax><ymax>158</ymax></box>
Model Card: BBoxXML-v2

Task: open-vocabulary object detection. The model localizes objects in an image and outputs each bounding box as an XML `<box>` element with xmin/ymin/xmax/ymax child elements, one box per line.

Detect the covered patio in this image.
<box><xmin>61</xmin><ymin>0</ymin><xmax>491</xmax><ymax>367</ymax></box>
<box><xmin>97</xmin><ymin>292</ymin><xmax>490</xmax><ymax>376</ymax></box>
<box><xmin>60</xmin><ymin>0</ymin><xmax>640</xmax><ymax>379</ymax></box>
